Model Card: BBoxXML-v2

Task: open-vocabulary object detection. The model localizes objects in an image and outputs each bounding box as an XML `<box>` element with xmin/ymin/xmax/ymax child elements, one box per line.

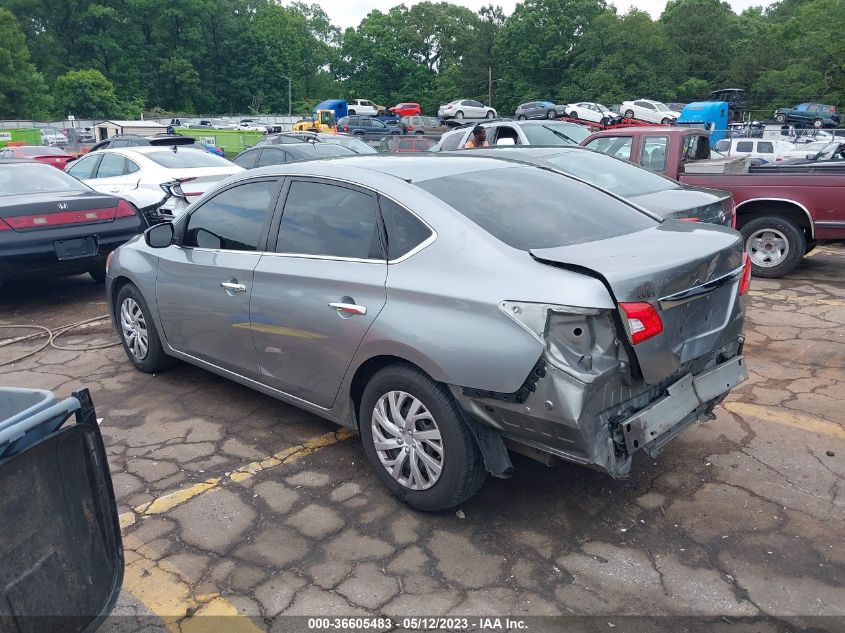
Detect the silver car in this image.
<box><xmin>106</xmin><ymin>155</ymin><xmax>750</xmax><ymax>511</ymax></box>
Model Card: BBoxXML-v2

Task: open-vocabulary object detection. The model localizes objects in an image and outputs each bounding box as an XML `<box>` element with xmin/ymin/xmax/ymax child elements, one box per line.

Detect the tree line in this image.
<box><xmin>0</xmin><ymin>0</ymin><xmax>842</xmax><ymax>121</ymax></box>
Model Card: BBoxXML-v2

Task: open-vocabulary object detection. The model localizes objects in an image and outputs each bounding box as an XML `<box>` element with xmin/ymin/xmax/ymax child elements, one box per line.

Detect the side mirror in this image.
<box><xmin>144</xmin><ymin>222</ymin><xmax>174</xmax><ymax>248</ymax></box>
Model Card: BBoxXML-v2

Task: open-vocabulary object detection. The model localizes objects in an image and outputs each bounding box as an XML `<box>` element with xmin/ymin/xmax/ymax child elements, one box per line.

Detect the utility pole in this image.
<box><xmin>280</xmin><ymin>75</ymin><xmax>292</xmax><ymax>117</ymax></box>
<box><xmin>488</xmin><ymin>66</ymin><xmax>492</xmax><ymax>105</ymax></box>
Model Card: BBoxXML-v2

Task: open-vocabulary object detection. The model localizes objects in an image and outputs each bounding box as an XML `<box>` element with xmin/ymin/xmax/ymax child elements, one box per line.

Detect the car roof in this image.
<box><xmin>243</xmin><ymin>154</ymin><xmax>533</xmax><ymax>184</ymax></box>
<box><xmin>0</xmin><ymin>158</ymin><xmax>41</xmax><ymax>164</ymax></box>
<box><xmin>96</xmin><ymin>146</ymin><xmax>209</xmax><ymax>156</ymax></box>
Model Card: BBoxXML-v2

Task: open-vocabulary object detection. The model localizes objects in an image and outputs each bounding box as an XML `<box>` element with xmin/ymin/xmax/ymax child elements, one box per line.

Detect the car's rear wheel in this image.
<box><xmin>359</xmin><ymin>364</ymin><xmax>486</xmax><ymax>511</ymax></box>
<box><xmin>741</xmin><ymin>216</ymin><xmax>805</xmax><ymax>278</ymax></box>
<box><xmin>624</xmin><ymin>109</ymin><xmax>635</xmax><ymax>119</ymax></box>
<box><xmin>813</xmin><ymin>118</ymin><xmax>824</xmax><ymax>128</ymax></box>
<box><xmin>661</xmin><ymin>117</ymin><xmax>672</xmax><ymax>125</ymax></box>
<box><xmin>115</xmin><ymin>283</ymin><xmax>173</xmax><ymax>373</ymax></box>
<box><xmin>517</xmin><ymin>115</ymin><xmax>526</xmax><ymax>120</ymax></box>
<box><xmin>415</xmin><ymin>130</ymin><xmax>424</xmax><ymax>135</ymax></box>
<box><xmin>775</xmin><ymin>113</ymin><xmax>787</xmax><ymax>124</ymax></box>
<box><xmin>546</xmin><ymin>109</ymin><xmax>556</xmax><ymax>119</ymax></box>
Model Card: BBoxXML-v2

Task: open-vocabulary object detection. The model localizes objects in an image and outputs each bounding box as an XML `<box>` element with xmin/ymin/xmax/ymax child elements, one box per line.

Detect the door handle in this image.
<box><xmin>329</xmin><ymin>302</ymin><xmax>367</xmax><ymax>316</ymax></box>
<box><xmin>220</xmin><ymin>281</ymin><xmax>246</xmax><ymax>293</ymax></box>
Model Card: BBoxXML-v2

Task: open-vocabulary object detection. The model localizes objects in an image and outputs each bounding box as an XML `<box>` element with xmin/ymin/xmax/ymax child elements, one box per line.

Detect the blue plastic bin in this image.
<box><xmin>0</xmin><ymin>387</ymin><xmax>81</xmax><ymax>458</ymax></box>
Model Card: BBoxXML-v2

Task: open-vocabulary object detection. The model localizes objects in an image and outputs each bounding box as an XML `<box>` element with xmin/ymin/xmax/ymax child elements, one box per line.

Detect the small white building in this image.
<box><xmin>94</xmin><ymin>120</ymin><xmax>167</xmax><ymax>141</ymax></box>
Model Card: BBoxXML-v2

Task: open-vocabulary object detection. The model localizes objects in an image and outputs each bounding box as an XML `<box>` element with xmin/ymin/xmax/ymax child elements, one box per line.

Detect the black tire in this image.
<box><xmin>805</xmin><ymin>240</ymin><xmax>817</xmax><ymax>255</ymax></box>
<box><xmin>455</xmin><ymin>110</ymin><xmax>464</xmax><ymax>120</ymax></box>
<box><xmin>624</xmin><ymin>109</ymin><xmax>635</xmax><ymax>119</ymax></box>
<box><xmin>415</xmin><ymin>130</ymin><xmax>424</xmax><ymax>135</ymax></box>
<box><xmin>88</xmin><ymin>266</ymin><xmax>106</xmax><ymax>283</ymax></box>
<box><xmin>740</xmin><ymin>216</ymin><xmax>806</xmax><ymax>278</ymax></box>
<box><xmin>517</xmin><ymin>115</ymin><xmax>526</xmax><ymax>120</ymax></box>
<box><xmin>114</xmin><ymin>283</ymin><xmax>174</xmax><ymax>373</ymax></box>
<box><xmin>546</xmin><ymin>109</ymin><xmax>556</xmax><ymax>119</ymax></box>
<box><xmin>569</xmin><ymin>111</ymin><xmax>578</xmax><ymax>119</ymax></box>
<box><xmin>813</xmin><ymin>118</ymin><xmax>823</xmax><ymax>129</ymax></box>
<box><xmin>486</xmin><ymin>110</ymin><xmax>495</xmax><ymax>119</ymax></box>
<box><xmin>353</xmin><ymin>131</ymin><xmax>364</xmax><ymax>137</ymax></box>
<box><xmin>661</xmin><ymin>117</ymin><xmax>672</xmax><ymax>125</ymax></box>
<box><xmin>775</xmin><ymin>113</ymin><xmax>786</xmax><ymax>124</ymax></box>
<box><xmin>348</xmin><ymin>109</ymin><xmax>356</xmax><ymax>115</ymax></box>
<box><xmin>359</xmin><ymin>363</ymin><xmax>487</xmax><ymax>511</ymax></box>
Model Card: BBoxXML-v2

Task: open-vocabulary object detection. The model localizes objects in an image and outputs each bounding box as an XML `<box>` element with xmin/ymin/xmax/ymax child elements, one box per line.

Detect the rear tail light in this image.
<box><xmin>619</xmin><ymin>302</ymin><xmax>663</xmax><ymax>345</ymax></box>
<box><xmin>0</xmin><ymin>218</ymin><xmax>11</xmax><ymax>231</ymax></box>
<box><xmin>678</xmin><ymin>217</ymin><xmax>700</xmax><ymax>222</ymax></box>
<box><xmin>115</xmin><ymin>199</ymin><xmax>137</xmax><ymax>218</ymax></box>
<box><xmin>739</xmin><ymin>252</ymin><xmax>751</xmax><ymax>296</ymax></box>
<box><xmin>343</xmin><ymin>125</ymin><xmax>349</xmax><ymax>132</ymax></box>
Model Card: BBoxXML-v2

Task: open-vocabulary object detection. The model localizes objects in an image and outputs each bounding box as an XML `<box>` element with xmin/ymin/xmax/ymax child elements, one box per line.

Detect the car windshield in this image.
<box><xmin>0</xmin><ymin>163</ymin><xmax>88</xmax><ymax>196</ymax></box>
<box><xmin>542</xmin><ymin>150</ymin><xmax>676</xmax><ymax>197</ymax></box>
<box><xmin>521</xmin><ymin>122</ymin><xmax>589</xmax><ymax>145</ymax></box>
<box><xmin>596</xmin><ymin>104</ymin><xmax>610</xmax><ymax>113</ymax></box>
<box><xmin>325</xmin><ymin>136</ymin><xmax>377</xmax><ymax>154</ymax></box>
<box><xmin>144</xmin><ymin>149</ymin><xmax>234</xmax><ymax>168</ymax></box>
<box><xmin>416</xmin><ymin>165</ymin><xmax>655</xmax><ymax>250</ymax></box>
<box><xmin>20</xmin><ymin>146</ymin><xmax>67</xmax><ymax>156</ymax></box>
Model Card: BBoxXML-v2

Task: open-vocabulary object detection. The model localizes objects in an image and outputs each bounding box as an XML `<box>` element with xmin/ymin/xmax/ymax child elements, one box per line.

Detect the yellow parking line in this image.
<box><xmin>118</xmin><ymin>427</ymin><xmax>356</xmax><ymax>631</ymax></box>
<box><xmin>122</xmin><ymin>535</ymin><xmax>263</xmax><ymax>633</ymax></box>
<box><xmin>121</xmin><ymin>427</ymin><xmax>356</xmax><ymax>523</ymax></box>
<box><xmin>748</xmin><ymin>290</ymin><xmax>845</xmax><ymax>308</ymax></box>
<box><xmin>723</xmin><ymin>402</ymin><xmax>845</xmax><ymax>439</ymax></box>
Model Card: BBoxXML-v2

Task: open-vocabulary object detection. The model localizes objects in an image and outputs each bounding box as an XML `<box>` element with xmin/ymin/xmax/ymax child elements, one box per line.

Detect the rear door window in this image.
<box><xmin>275</xmin><ymin>180</ymin><xmax>384</xmax><ymax>260</ymax></box>
<box><xmin>95</xmin><ymin>154</ymin><xmax>127</xmax><ymax>178</ymax></box>
<box><xmin>735</xmin><ymin>141</ymin><xmax>754</xmax><ymax>153</ymax></box>
<box><xmin>417</xmin><ymin>165</ymin><xmax>655</xmax><ymax>250</ymax></box>
<box><xmin>183</xmin><ymin>180</ymin><xmax>279</xmax><ymax>251</ymax></box>
<box><xmin>233</xmin><ymin>150</ymin><xmax>258</xmax><ymax>168</ymax></box>
<box><xmin>257</xmin><ymin>148</ymin><xmax>288</xmax><ymax>166</ymax></box>
<box><xmin>757</xmin><ymin>141</ymin><xmax>774</xmax><ymax>154</ymax></box>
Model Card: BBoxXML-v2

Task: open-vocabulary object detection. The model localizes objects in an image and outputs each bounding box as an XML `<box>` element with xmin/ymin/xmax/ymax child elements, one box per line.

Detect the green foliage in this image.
<box><xmin>0</xmin><ymin>8</ymin><xmax>51</xmax><ymax>118</ymax></box>
<box><xmin>0</xmin><ymin>0</ymin><xmax>843</xmax><ymax>120</ymax></box>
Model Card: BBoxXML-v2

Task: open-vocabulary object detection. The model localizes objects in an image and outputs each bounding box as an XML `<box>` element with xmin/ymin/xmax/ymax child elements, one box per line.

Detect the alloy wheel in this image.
<box><xmin>371</xmin><ymin>390</ymin><xmax>444</xmax><ymax>491</ymax></box>
<box><xmin>120</xmin><ymin>297</ymin><xmax>149</xmax><ymax>361</ymax></box>
<box><xmin>748</xmin><ymin>228</ymin><xmax>789</xmax><ymax>268</ymax></box>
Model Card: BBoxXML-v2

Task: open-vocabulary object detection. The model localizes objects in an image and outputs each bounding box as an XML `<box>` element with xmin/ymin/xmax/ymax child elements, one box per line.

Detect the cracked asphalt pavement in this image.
<box><xmin>1</xmin><ymin>243</ymin><xmax>843</xmax><ymax>632</ymax></box>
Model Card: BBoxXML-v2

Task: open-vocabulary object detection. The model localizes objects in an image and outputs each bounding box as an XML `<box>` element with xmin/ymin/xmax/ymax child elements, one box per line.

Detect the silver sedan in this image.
<box><xmin>106</xmin><ymin>155</ymin><xmax>750</xmax><ymax>510</ymax></box>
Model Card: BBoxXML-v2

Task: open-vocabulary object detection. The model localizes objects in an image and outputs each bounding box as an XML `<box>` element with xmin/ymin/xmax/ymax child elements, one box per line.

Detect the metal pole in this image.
<box><xmin>280</xmin><ymin>75</ymin><xmax>292</xmax><ymax>118</ymax></box>
<box><xmin>488</xmin><ymin>66</ymin><xmax>492</xmax><ymax>106</ymax></box>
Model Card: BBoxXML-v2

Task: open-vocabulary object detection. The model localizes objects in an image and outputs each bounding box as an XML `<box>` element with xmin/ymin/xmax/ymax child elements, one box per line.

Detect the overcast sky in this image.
<box><xmin>293</xmin><ymin>0</ymin><xmax>773</xmax><ymax>29</ymax></box>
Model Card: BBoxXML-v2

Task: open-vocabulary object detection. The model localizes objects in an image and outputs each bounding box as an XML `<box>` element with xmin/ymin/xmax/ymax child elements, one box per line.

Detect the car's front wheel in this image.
<box><xmin>813</xmin><ymin>118</ymin><xmax>824</xmax><ymax>128</ymax></box>
<box><xmin>359</xmin><ymin>364</ymin><xmax>486</xmax><ymax>511</ymax></box>
<box><xmin>546</xmin><ymin>109</ymin><xmax>556</xmax><ymax>119</ymax></box>
<box><xmin>115</xmin><ymin>283</ymin><xmax>173</xmax><ymax>373</ymax></box>
<box><xmin>661</xmin><ymin>117</ymin><xmax>672</xmax><ymax>125</ymax></box>
<box><xmin>455</xmin><ymin>110</ymin><xmax>464</xmax><ymax>120</ymax></box>
<box><xmin>741</xmin><ymin>216</ymin><xmax>806</xmax><ymax>278</ymax></box>
<box><xmin>517</xmin><ymin>114</ymin><xmax>526</xmax><ymax>120</ymax></box>
<box><xmin>486</xmin><ymin>110</ymin><xmax>495</xmax><ymax>119</ymax></box>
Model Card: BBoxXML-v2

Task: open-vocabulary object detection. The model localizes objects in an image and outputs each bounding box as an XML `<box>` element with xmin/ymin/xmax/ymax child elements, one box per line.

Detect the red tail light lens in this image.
<box><xmin>739</xmin><ymin>252</ymin><xmax>751</xmax><ymax>296</ymax></box>
<box><xmin>678</xmin><ymin>217</ymin><xmax>700</xmax><ymax>222</ymax></box>
<box><xmin>343</xmin><ymin>125</ymin><xmax>349</xmax><ymax>132</ymax></box>
<box><xmin>619</xmin><ymin>302</ymin><xmax>663</xmax><ymax>344</ymax></box>
<box><xmin>0</xmin><ymin>218</ymin><xmax>11</xmax><ymax>231</ymax></box>
<box><xmin>115</xmin><ymin>199</ymin><xmax>136</xmax><ymax>218</ymax></box>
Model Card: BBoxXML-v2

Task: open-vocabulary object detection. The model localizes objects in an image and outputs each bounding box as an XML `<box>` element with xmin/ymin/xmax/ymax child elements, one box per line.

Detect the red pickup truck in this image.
<box><xmin>581</xmin><ymin>127</ymin><xmax>845</xmax><ymax>277</ymax></box>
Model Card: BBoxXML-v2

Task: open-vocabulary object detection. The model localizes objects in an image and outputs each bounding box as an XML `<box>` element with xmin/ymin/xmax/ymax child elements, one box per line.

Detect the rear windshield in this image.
<box><xmin>543</xmin><ymin>150</ymin><xmax>676</xmax><ymax>197</ymax></box>
<box><xmin>521</xmin><ymin>123</ymin><xmax>590</xmax><ymax>145</ymax></box>
<box><xmin>20</xmin><ymin>146</ymin><xmax>67</xmax><ymax>156</ymax></box>
<box><xmin>417</xmin><ymin>166</ymin><xmax>656</xmax><ymax>250</ymax></box>
<box><xmin>144</xmin><ymin>149</ymin><xmax>233</xmax><ymax>168</ymax></box>
<box><xmin>289</xmin><ymin>144</ymin><xmax>356</xmax><ymax>159</ymax></box>
<box><xmin>0</xmin><ymin>163</ymin><xmax>88</xmax><ymax>196</ymax></box>
<box><xmin>327</xmin><ymin>136</ymin><xmax>378</xmax><ymax>154</ymax></box>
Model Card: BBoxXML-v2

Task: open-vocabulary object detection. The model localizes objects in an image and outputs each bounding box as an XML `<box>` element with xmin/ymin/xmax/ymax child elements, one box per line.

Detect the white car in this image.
<box><xmin>40</xmin><ymin>127</ymin><xmax>67</xmax><ymax>146</ymax></box>
<box><xmin>237</xmin><ymin>119</ymin><xmax>266</xmax><ymax>132</ymax></box>
<box><xmin>563</xmin><ymin>102</ymin><xmax>619</xmax><ymax>124</ymax></box>
<box><xmin>348</xmin><ymin>99</ymin><xmax>384</xmax><ymax>116</ymax></box>
<box><xmin>438</xmin><ymin>99</ymin><xmax>496</xmax><ymax>120</ymax></box>
<box><xmin>620</xmin><ymin>99</ymin><xmax>681</xmax><ymax>124</ymax></box>
<box><xmin>724</xmin><ymin>138</ymin><xmax>795</xmax><ymax>163</ymax></box>
<box><xmin>782</xmin><ymin>140</ymin><xmax>834</xmax><ymax>159</ymax></box>
<box><xmin>65</xmin><ymin>147</ymin><xmax>243</xmax><ymax>219</ymax></box>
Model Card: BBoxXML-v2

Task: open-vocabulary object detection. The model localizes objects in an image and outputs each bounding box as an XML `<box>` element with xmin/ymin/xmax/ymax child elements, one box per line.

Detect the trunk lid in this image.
<box><xmin>530</xmin><ymin>223</ymin><xmax>745</xmax><ymax>384</ymax></box>
<box><xmin>166</xmin><ymin>167</ymin><xmax>240</xmax><ymax>200</ymax></box>
<box><xmin>0</xmin><ymin>191</ymin><xmax>119</xmax><ymax>231</ymax></box>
